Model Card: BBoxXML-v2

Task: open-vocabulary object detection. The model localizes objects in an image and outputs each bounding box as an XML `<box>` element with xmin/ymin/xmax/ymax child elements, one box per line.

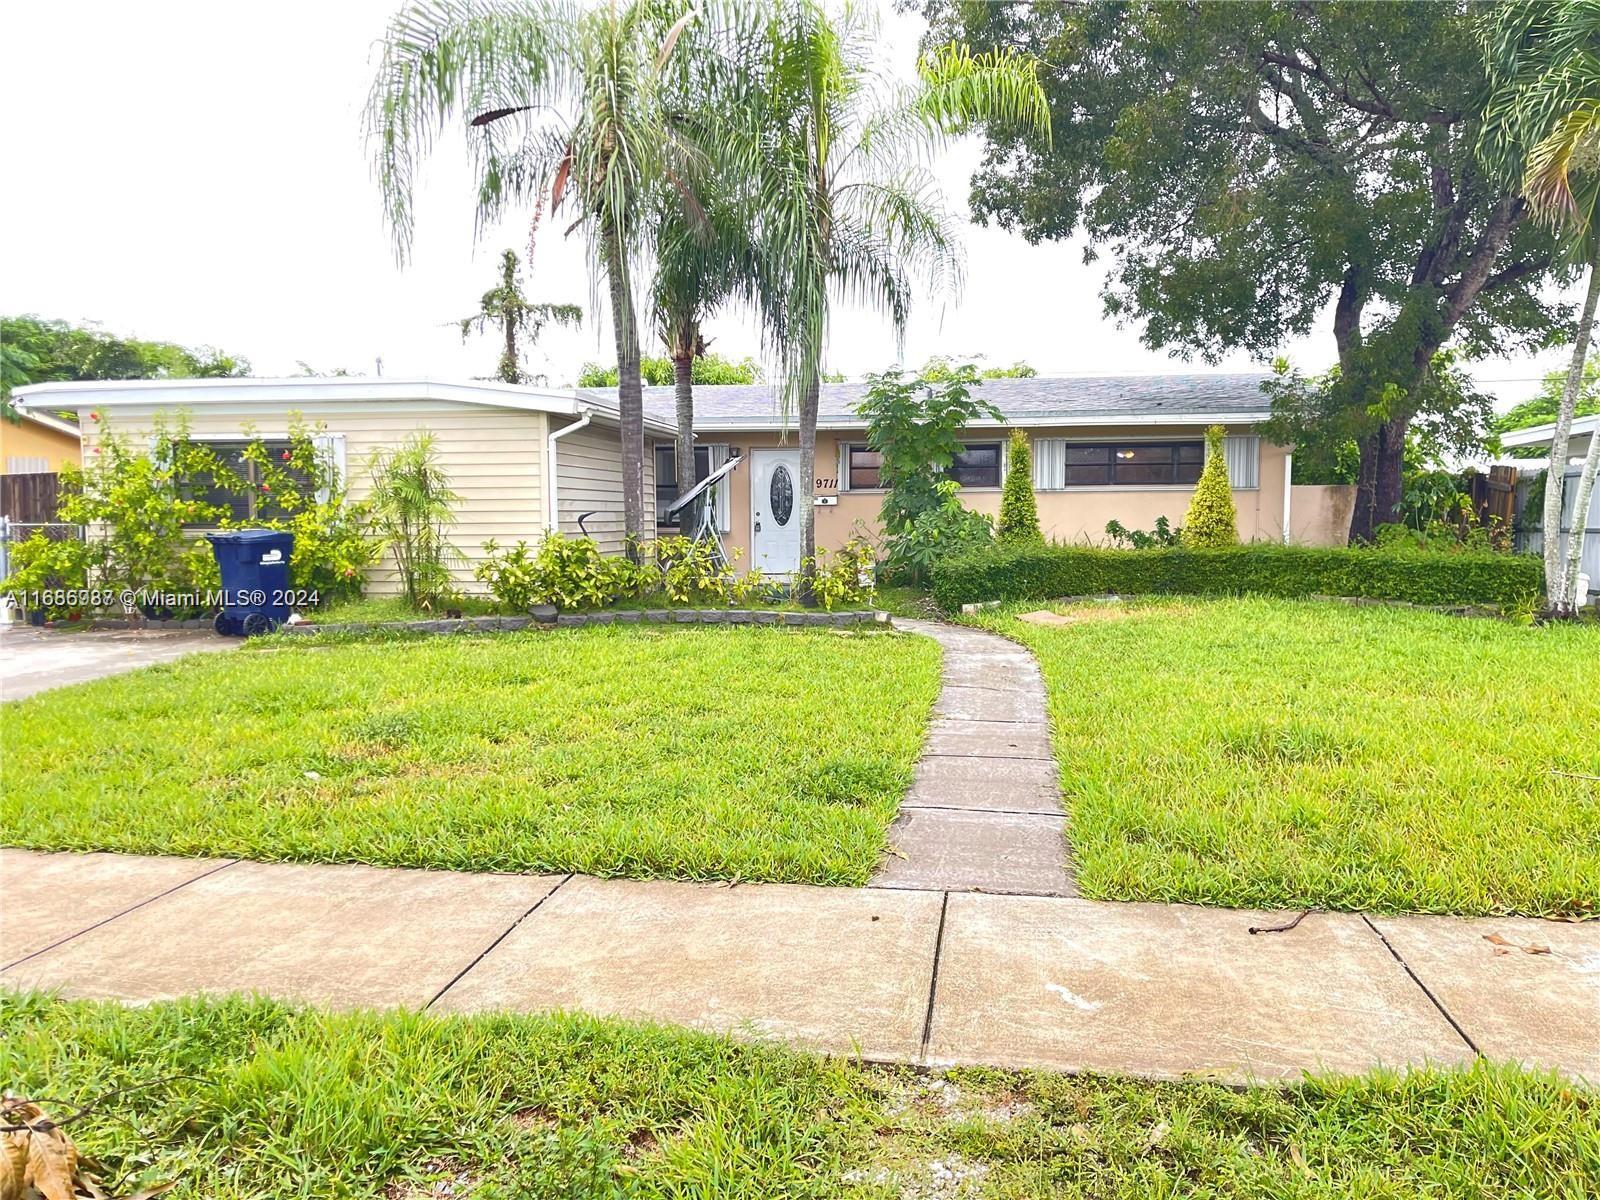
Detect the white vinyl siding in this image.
<box><xmin>555</xmin><ymin>418</ymin><xmax>658</xmax><ymax>555</ymax></box>
<box><xmin>87</xmin><ymin>400</ymin><xmax>549</xmax><ymax>597</ymax></box>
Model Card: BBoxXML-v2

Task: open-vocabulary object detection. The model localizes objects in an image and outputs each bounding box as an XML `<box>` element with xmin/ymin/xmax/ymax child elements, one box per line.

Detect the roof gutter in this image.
<box><xmin>546</xmin><ymin>407</ymin><xmax>593</xmax><ymax>533</ymax></box>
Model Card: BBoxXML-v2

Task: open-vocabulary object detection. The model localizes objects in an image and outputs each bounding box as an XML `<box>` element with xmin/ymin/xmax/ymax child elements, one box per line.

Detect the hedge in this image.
<box><xmin>930</xmin><ymin>543</ymin><xmax>1544</xmax><ymax>611</ymax></box>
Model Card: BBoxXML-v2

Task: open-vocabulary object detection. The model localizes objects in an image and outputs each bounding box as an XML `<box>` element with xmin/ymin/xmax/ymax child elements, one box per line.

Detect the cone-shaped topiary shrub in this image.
<box><xmin>997</xmin><ymin>429</ymin><xmax>1042</xmax><ymax>543</ymax></box>
<box><xmin>1181</xmin><ymin>426</ymin><xmax>1240</xmax><ymax>548</ymax></box>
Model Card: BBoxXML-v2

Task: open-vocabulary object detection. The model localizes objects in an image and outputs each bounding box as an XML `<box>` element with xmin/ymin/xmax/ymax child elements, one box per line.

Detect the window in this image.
<box><xmin>655</xmin><ymin>443</ymin><xmax>712</xmax><ymax>526</ymax></box>
<box><xmin>948</xmin><ymin>441</ymin><xmax>1002</xmax><ymax>488</ymax></box>
<box><xmin>181</xmin><ymin>440</ymin><xmax>310</xmax><ymax>525</ymax></box>
<box><xmin>845</xmin><ymin>445</ymin><xmax>883</xmax><ymax>490</ymax></box>
<box><xmin>842</xmin><ymin>441</ymin><xmax>1002</xmax><ymax>490</ymax></box>
<box><xmin>1039</xmin><ymin>440</ymin><xmax>1204</xmax><ymax>488</ymax></box>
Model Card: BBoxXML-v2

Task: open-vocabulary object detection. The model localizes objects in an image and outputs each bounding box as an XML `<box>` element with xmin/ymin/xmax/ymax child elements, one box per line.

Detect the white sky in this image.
<box><xmin>0</xmin><ymin>0</ymin><xmax>1575</xmax><ymax>408</ymax></box>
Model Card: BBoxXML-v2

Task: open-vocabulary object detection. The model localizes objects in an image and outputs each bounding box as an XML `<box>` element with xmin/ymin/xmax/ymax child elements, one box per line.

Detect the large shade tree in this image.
<box><xmin>368</xmin><ymin>0</ymin><xmax>703</xmax><ymax>553</ymax></box>
<box><xmin>922</xmin><ymin>0</ymin><xmax>1565</xmax><ymax>542</ymax></box>
<box><xmin>747</xmin><ymin>1</ymin><xmax>1050</xmax><ymax>581</ymax></box>
<box><xmin>1481</xmin><ymin>0</ymin><xmax>1600</xmax><ymax>613</ymax></box>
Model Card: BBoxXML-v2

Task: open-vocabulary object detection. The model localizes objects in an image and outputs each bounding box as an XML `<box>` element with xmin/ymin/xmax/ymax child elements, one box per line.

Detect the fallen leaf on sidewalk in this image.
<box><xmin>1483</xmin><ymin>933</ymin><xmax>1551</xmax><ymax>955</ymax></box>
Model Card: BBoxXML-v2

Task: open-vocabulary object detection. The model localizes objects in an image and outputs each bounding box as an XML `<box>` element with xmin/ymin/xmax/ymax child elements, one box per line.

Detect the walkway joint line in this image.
<box><xmin>918</xmin><ymin>892</ymin><xmax>951</xmax><ymax>1062</ymax></box>
<box><xmin>1361</xmin><ymin>914</ymin><xmax>1482</xmax><ymax>1057</ymax></box>
<box><xmin>0</xmin><ymin>857</ymin><xmax>240</xmax><ymax>973</ymax></box>
<box><xmin>423</xmin><ymin>872</ymin><xmax>574</xmax><ymax>1012</ymax></box>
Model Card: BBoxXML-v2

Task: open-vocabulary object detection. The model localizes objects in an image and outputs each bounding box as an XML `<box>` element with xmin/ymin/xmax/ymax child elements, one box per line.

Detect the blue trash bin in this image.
<box><xmin>207</xmin><ymin>529</ymin><xmax>295</xmax><ymax>637</ymax></box>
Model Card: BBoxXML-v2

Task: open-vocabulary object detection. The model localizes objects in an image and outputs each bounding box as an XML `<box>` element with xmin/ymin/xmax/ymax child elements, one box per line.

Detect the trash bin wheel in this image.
<box><xmin>214</xmin><ymin>613</ymin><xmax>238</xmax><ymax>637</ymax></box>
<box><xmin>241</xmin><ymin>612</ymin><xmax>277</xmax><ymax>638</ymax></box>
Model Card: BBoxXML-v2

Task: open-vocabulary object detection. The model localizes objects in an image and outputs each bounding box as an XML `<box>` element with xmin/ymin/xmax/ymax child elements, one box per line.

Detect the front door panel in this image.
<box><xmin>751</xmin><ymin>450</ymin><xmax>802</xmax><ymax>574</ymax></box>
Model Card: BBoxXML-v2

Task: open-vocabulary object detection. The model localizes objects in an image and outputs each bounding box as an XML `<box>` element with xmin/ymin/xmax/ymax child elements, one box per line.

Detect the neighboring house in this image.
<box><xmin>1498</xmin><ymin>413</ymin><xmax>1597</xmax><ymax>463</ymax></box>
<box><xmin>12</xmin><ymin>372</ymin><xmax>1354</xmax><ymax>595</ymax></box>
<box><xmin>10</xmin><ymin>378</ymin><xmax>672</xmax><ymax>596</ymax></box>
<box><xmin>1</xmin><ymin>409</ymin><xmax>81</xmax><ymax>475</ymax></box>
<box><xmin>587</xmin><ymin>374</ymin><xmax>1354</xmax><ymax>574</ymax></box>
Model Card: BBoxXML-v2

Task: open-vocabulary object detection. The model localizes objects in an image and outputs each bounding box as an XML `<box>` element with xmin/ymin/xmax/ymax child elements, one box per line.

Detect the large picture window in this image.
<box><xmin>1047</xmin><ymin>441</ymin><xmax>1204</xmax><ymax>488</ymax></box>
<box><xmin>843</xmin><ymin>441</ymin><xmax>1003</xmax><ymax>490</ymax></box>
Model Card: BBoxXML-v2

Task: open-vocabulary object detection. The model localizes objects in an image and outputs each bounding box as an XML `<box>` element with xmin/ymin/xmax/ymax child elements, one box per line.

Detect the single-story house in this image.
<box><xmin>12</xmin><ymin>372</ymin><xmax>1353</xmax><ymax>594</ymax></box>
<box><xmin>600</xmin><ymin>373</ymin><xmax>1355</xmax><ymax>574</ymax></box>
<box><xmin>1</xmin><ymin>408</ymin><xmax>82</xmax><ymax>475</ymax></box>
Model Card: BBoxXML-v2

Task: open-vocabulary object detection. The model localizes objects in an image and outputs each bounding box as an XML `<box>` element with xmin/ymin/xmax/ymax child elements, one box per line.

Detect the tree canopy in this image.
<box><xmin>921</xmin><ymin>0</ymin><xmax>1567</xmax><ymax>539</ymax></box>
<box><xmin>576</xmin><ymin>352</ymin><xmax>762</xmax><ymax>389</ymax></box>
<box><xmin>1</xmin><ymin>315</ymin><xmax>248</xmax><ymax>422</ymax></box>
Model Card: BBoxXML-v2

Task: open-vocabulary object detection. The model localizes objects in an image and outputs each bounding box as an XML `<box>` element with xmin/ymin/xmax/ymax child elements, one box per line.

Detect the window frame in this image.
<box><xmin>178</xmin><ymin>437</ymin><xmax>311</xmax><ymax>527</ymax></box>
<box><xmin>1037</xmin><ymin>438</ymin><xmax>1207</xmax><ymax>491</ymax></box>
<box><xmin>840</xmin><ymin>439</ymin><xmax>1005</xmax><ymax>492</ymax></box>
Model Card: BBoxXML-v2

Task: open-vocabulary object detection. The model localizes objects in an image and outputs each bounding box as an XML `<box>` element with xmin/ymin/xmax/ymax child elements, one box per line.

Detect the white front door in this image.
<box><xmin>751</xmin><ymin>449</ymin><xmax>803</xmax><ymax>575</ymax></box>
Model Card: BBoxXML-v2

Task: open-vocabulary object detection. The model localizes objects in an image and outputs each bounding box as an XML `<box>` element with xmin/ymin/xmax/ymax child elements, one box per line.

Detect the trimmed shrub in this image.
<box><xmin>997</xmin><ymin>429</ymin><xmax>1042</xmax><ymax>543</ymax></box>
<box><xmin>1181</xmin><ymin>425</ymin><xmax>1239</xmax><ymax>547</ymax></box>
<box><xmin>930</xmin><ymin>542</ymin><xmax>1544</xmax><ymax>611</ymax></box>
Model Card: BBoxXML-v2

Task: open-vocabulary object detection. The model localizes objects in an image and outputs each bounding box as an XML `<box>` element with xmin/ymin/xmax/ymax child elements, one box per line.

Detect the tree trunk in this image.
<box><xmin>604</xmin><ymin>221</ymin><xmax>646</xmax><ymax>560</ymax></box>
<box><xmin>1544</xmin><ymin>263</ymin><xmax>1600</xmax><ymax>614</ymax></box>
<box><xmin>673</xmin><ymin>350</ymin><xmax>696</xmax><ymax>536</ymax></box>
<box><xmin>501</xmin><ymin>314</ymin><xmax>519</xmax><ymax>385</ymax></box>
<box><xmin>1348</xmin><ymin>412</ymin><xmax>1410</xmax><ymax>544</ymax></box>
<box><xmin>795</xmin><ymin>368</ymin><xmax>821</xmax><ymax>604</ymax></box>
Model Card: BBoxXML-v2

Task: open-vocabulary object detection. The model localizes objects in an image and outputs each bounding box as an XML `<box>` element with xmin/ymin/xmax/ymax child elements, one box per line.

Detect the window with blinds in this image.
<box><xmin>1033</xmin><ymin>435</ymin><xmax>1259</xmax><ymax>490</ymax></box>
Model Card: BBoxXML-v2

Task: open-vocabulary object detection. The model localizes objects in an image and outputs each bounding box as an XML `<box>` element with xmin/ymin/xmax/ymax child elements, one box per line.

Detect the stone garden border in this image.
<box><xmin>277</xmin><ymin>608</ymin><xmax>892</xmax><ymax>637</ymax></box>
<box><xmin>958</xmin><ymin>592</ymin><xmax>1514</xmax><ymax>620</ymax></box>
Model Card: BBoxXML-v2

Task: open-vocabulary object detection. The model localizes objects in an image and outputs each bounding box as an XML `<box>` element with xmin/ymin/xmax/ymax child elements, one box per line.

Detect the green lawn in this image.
<box><xmin>971</xmin><ymin>597</ymin><xmax>1600</xmax><ymax>917</ymax></box>
<box><xmin>3</xmin><ymin>993</ymin><xmax>1592</xmax><ymax>1200</ymax></box>
<box><xmin>0</xmin><ymin>626</ymin><xmax>939</xmax><ymax>884</ymax></box>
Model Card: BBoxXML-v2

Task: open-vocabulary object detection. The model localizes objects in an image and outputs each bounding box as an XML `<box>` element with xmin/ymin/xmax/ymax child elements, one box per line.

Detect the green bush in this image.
<box><xmin>1180</xmin><ymin>425</ymin><xmax>1239</xmax><ymax>547</ymax></box>
<box><xmin>0</xmin><ymin>533</ymin><xmax>98</xmax><ymax>620</ymax></box>
<box><xmin>800</xmin><ymin>538</ymin><xmax>877</xmax><ymax>610</ymax></box>
<box><xmin>931</xmin><ymin>542</ymin><xmax>1544</xmax><ymax>611</ymax></box>
<box><xmin>997</xmin><ymin>429</ymin><xmax>1041</xmax><ymax>543</ymax></box>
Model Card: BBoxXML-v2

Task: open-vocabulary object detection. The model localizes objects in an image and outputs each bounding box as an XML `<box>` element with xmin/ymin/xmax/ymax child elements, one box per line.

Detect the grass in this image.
<box><xmin>0</xmin><ymin>625</ymin><xmax>939</xmax><ymax>884</ymax></box>
<box><xmin>970</xmin><ymin>596</ymin><xmax>1600</xmax><ymax>917</ymax></box>
<box><xmin>2</xmin><ymin>992</ymin><xmax>1594</xmax><ymax>1199</ymax></box>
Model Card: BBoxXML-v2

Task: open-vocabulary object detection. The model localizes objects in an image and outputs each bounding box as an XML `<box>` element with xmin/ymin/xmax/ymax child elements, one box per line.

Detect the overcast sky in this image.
<box><xmin>0</xmin><ymin>0</ymin><xmax>1575</xmax><ymax>407</ymax></box>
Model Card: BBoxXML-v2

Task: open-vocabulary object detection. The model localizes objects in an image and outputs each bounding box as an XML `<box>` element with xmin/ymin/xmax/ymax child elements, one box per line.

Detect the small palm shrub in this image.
<box><xmin>997</xmin><ymin>429</ymin><xmax>1042</xmax><ymax>543</ymax></box>
<box><xmin>1181</xmin><ymin>426</ymin><xmax>1239</xmax><ymax>548</ymax></box>
<box><xmin>367</xmin><ymin>433</ymin><xmax>460</xmax><ymax>608</ymax></box>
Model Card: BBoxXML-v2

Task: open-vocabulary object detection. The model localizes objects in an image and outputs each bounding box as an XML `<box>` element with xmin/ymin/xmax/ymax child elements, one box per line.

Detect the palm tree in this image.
<box><xmin>1481</xmin><ymin>0</ymin><xmax>1600</xmax><ymax>614</ymax></box>
<box><xmin>740</xmin><ymin>2</ymin><xmax>1050</xmax><ymax>589</ymax></box>
<box><xmin>459</xmin><ymin>249</ymin><xmax>582</xmax><ymax>384</ymax></box>
<box><xmin>367</xmin><ymin>0</ymin><xmax>702</xmax><ymax>554</ymax></box>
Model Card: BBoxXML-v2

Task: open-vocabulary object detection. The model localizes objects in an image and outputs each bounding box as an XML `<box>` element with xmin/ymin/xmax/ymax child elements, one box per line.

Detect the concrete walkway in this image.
<box><xmin>0</xmin><ymin>625</ymin><xmax>235</xmax><ymax>700</ymax></box>
<box><xmin>3</xmin><ymin>849</ymin><xmax>1594</xmax><ymax>1084</ymax></box>
<box><xmin>871</xmin><ymin>619</ymin><xmax>1074</xmax><ymax>896</ymax></box>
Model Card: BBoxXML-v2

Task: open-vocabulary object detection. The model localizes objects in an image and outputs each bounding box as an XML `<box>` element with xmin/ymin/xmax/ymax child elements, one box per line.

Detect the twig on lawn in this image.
<box><xmin>0</xmin><ymin>1074</ymin><xmax>205</xmax><ymax>1132</ymax></box>
<box><xmin>1549</xmin><ymin>770</ymin><xmax>1600</xmax><ymax>783</ymax></box>
<box><xmin>1248</xmin><ymin>909</ymin><xmax>1319</xmax><ymax>935</ymax></box>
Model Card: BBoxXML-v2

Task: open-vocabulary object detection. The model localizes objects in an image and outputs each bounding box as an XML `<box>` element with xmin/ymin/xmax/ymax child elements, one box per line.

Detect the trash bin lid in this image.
<box><xmin>206</xmin><ymin>528</ymin><xmax>292</xmax><ymax>543</ymax></box>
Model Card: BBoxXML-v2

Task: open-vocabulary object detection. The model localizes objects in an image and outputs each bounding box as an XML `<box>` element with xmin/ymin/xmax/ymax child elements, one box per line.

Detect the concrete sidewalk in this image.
<box><xmin>3</xmin><ymin>849</ymin><xmax>1593</xmax><ymax>1084</ymax></box>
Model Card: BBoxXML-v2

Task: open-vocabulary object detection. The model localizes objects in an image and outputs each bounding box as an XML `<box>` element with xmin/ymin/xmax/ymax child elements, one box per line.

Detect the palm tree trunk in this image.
<box><xmin>604</xmin><ymin>219</ymin><xmax>646</xmax><ymax>560</ymax></box>
<box><xmin>795</xmin><ymin>367</ymin><xmax>821</xmax><ymax>604</ymax></box>
<box><xmin>673</xmin><ymin>350</ymin><xmax>696</xmax><ymax>536</ymax></box>
<box><xmin>1544</xmin><ymin>263</ymin><xmax>1600</xmax><ymax>614</ymax></box>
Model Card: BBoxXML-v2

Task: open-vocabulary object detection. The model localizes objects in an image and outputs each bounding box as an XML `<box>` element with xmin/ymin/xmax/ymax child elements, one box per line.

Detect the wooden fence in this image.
<box><xmin>0</xmin><ymin>472</ymin><xmax>61</xmax><ymax>523</ymax></box>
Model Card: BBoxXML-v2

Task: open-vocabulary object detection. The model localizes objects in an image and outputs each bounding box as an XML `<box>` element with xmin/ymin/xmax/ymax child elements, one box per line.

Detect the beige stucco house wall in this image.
<box><xmin>15</xmin><ymin>378</ymin><xmax>667</xmax><ymax>597</ymax></box>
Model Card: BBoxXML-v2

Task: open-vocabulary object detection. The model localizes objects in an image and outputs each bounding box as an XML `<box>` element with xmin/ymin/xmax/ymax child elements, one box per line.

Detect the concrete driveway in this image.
<box><xmin>0</xmin><ymin>624</ymin><xmax>237</xmax><ymax>700</ymax></box>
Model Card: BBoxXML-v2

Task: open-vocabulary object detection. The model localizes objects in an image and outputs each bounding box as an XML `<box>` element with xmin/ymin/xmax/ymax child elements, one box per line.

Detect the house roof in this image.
<box><xmin>1498</xmin><ymin>413</ymin><xmax>1599</xmax><ymax>448</ymax></box>
<box><xmin>17</xmin><ymin>408</ymin><xmax>82</xmax><ymax>439</ymax></box>
<box><xmin>581</xmin><ymin>372</ymin><xmax>1276</xmax><ymax>431</ymax></box>
<box><xmin>12</xmin><ymin>377</ymin><xmax>678</xmax><ymax>437</ymax></box>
